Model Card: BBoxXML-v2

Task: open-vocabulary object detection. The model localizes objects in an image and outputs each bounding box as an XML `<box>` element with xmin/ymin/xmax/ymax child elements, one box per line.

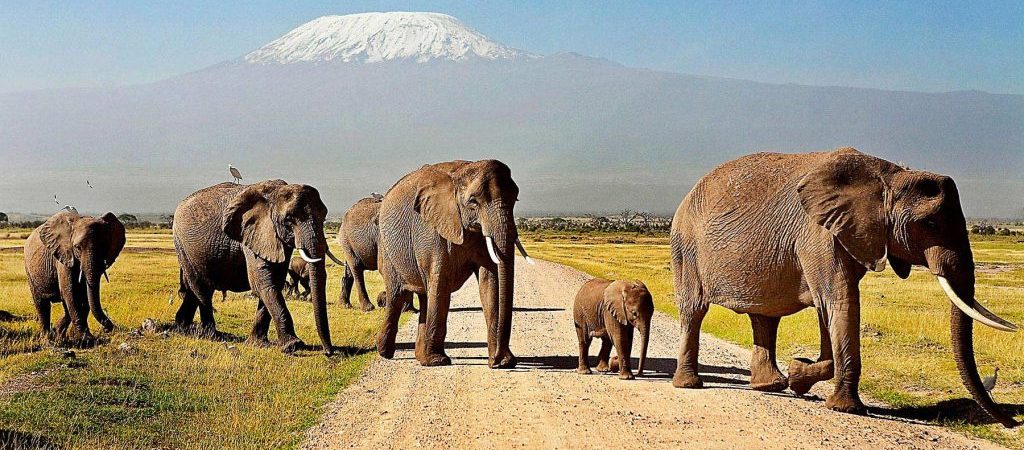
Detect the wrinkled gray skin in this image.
<box><xmin>285</xmin><ymin>257</ymin><xmax>310</xmax><ymax>300</ymax></box>
<box><xmin>338</xmin><ymin>197</ymin><xmax>421</xmax><ymax>312</ymax></box>
<box><xmin>24</xmin><ymin>211</ymin><xmax>125</xmax><ymax>345</ymax></box>
<box><xmin>173</xmin><ymin>181</ymin><xmax>335</xmax><ymax>355</ymax></box>
<box><xmin>574</xmin><ymin>278</ymin><xmax>654</xmax><ymax>380</ymax></box>
<box><xmin>671</xmin><ymin>148</ymin><xmax>1019</xmax><ymax>427</ymax></box>
<box><xmin>376</xmin><ymin>160</ymin><xmax>520</xmax><ymax>368</ymax></box>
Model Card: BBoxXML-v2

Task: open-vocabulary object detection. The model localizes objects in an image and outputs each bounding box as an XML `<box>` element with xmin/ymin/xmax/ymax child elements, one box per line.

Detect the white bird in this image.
<box><xmin>63</xmin><ymin>205</ymin><xmax>78</xmax><ymax>214</ymax></box>
<box><xmin>229</xmin><ymin>165</ymin><xmax>243</xmax><ymax>184</ymax></box>
<box><xmin>371</xmin><ymin>192</ymin><xmax>384</xmax><ymax>200</ymax></box>
<box><xmin>983</xmin><ymin>367</ymin><xmax>999</xmax><ymax>393</ymax></box>
<box><xmin>87</xmin><ymin>180</ymin><xmax>93</xmax><ymax>188</ymax></box>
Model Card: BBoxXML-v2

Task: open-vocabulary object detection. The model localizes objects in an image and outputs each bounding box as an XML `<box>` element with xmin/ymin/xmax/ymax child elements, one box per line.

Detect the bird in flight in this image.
<box><xmin>87</xmin><ymin>180</ymin><xmax>93</xmax><ymax>189</ymax></box>
<box><xmin>53</xmin><ymin>195</ymin><xmax>59</xmax><ymax>205</ymax></box>
<box><xmin>229</xmin><ymin>165</ymin><xmax>243</xmax><ymax>184</ymax></box>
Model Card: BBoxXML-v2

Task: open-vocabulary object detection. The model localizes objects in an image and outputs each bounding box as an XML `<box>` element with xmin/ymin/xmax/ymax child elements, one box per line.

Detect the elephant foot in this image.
<box><xmin>421</xmin><ymin>353</ymin><xmax>452</xmax><ymax>367</ymax></box>
<box><xmin>341</xmin><ymin>301</ymin><xmax>354</xmax><ymax>309</ymax></box>
<box><xmin>360</xmin><ymin>303</ymin><xmax>376</xmax><ymax>312</ymax></box>
<box><xmin>74</xmin><ymin>332</ymin><xmax>98</xmax><ymax>349</ymax></box>
<box><xmin>788</xmin><ymin>358</ymin><xmax>833</xmax><ymax>396</ymax></box>
<box><xmin>595</xmin><ymin>361</ymin><xmax>611</xmax><ymax>372</ymax></box>
<box><xmin>488</xmin><ymin>348</ymin><xmax>516</xmax><ymax>369</ymax></box>
<box><xmin>825</xmin><ymin>392</ymin><xmax>866</xmax><ymax>415</ymax></box>
<box><xmin>576</xmin><ymin>366</ymin><xmax>592</xmax><ymax>375</ymax></box>
<box><xmin>750</xmin><ymin>366</ymin><xmax>789</xmax><ymax>392</ymax></box>
<box><xmin>608</xmin><ymin>356</ymin><xmax>620</xmax><ymax>372</ymax></box>
<box><xmin>618</xmin><ymin>371</ymin><xmax>635</xmax><ymax>381</ymax></box>
<box><xmin>100</xmin><ymin>320</ymin><xmax>116</xmax><ymax>333</ymax></box>
<box><xmin>279</xmin><ymin>338</ymin><xmax>306</xmax><ymax>354</ymax></box>
<box><xmin>377</xmin><ymin>337</ymin><xmax>396</xmax><ymax>359</ymax></box>
<box><xmin>672</xmin><ymin>370</ymin><xmax>704</xmax><ymax>389</ymax></box>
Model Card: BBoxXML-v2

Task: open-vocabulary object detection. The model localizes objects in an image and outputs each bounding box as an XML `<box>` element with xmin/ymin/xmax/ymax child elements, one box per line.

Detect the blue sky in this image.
<box><xmin>1</xmin><ymin>1</ymin><xmax>1021</xmax><ymax>94</ymax></box>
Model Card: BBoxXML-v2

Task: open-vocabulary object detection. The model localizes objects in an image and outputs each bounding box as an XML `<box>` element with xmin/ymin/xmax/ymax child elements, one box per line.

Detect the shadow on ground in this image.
<box><xmin>515</xmin><ymin>354</ymin><xmax>750</xmax><ymax>386</ymax></box>
<box><xmin>869</xmin><ymin>398</ymin><xmax>1024</xmax><ymax>427</ymax></box>
<box><xmin>447</xmin><ymin>307</ymin><xmax>565</xmax><ymax>313</ymax></box>
<box><xmin>0</xmin><ymin>429</ymin><xmax>58</xmax><ymax>449</ymax></box>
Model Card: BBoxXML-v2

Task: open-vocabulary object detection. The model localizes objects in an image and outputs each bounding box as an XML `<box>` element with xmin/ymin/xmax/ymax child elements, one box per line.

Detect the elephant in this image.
<box><xmin>337</xmin><ymin>196</ymin><xmax>421</xmax><ymax>312</ymax></box>
<box><xmin>669</xmin><ymin>147</ymin><xmax>1019</xmax><ymax>427</ymax></box>
<box><xmin>23</xmin><ymin>210</ymin><xmax>126</xmax><ymax>345</ymax></box>
<box><xmin>172</xmin><ymin>180</ymin><xmax>343</xmax><ymax>355</ymax></box>
<box><xmin>285</xmin><ymin>256</ymin><xmax>310</xmax><ymax>300</ymax></box>
<box><xmin>573</xmin><ymin>278</ymin><xmax>653</xmax><ymax>380</ymax></box>
<box><xmin>376</xmin><ymin>159</ymin><xmax>531</xmax><ymax>368</ymax></box>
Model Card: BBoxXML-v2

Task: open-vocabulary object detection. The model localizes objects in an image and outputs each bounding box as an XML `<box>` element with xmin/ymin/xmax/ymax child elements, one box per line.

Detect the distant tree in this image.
<box><xmin>160</xmin><ymin>214</ymin><xmax>174</xmax><ymax>229</ymax></box>
<box><xmin>0</xmin><ymin>212</ymin><xmax>7</xmax><ymax>227</ymax></box>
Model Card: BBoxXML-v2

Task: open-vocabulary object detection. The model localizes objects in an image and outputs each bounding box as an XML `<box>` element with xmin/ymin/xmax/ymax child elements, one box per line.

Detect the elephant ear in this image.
<box><xmin>604</xmin><ymin>281</ymin><xmax>629</xmax><ymax>326</ymax></box>
<box><xmin>414</xmin><ymin>170</ymin><xmax>465</xmax><ymax>245</ymax></box>
<box><xmin>223</xmin><ymin>184</ymin><xmax>286</xmax><ymax>263</ymax></box>
<box><xmin>99</xmin><ymin>212</ymin><xmax>126</xmax><ymax>266</ymax></box>
<box><xmin>39</xmin><ymin>211</ymin><xmax>78</xmax><ymax>267</ymax></box>
<box><xmin>797</xmin><ymin>150</ymin><xmax>888</xmax><ymax>271</ymax></box>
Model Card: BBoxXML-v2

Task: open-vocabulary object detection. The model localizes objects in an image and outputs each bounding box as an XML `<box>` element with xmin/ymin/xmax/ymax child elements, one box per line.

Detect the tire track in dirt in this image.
<box><xmin>304</xmin><ymin>259</ymin><xmax>1000</xmax><ymax>449</ymax></box>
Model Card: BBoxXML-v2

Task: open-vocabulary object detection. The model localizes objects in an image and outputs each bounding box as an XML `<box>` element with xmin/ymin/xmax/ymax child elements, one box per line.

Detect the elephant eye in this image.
<box><xmin>467</xmin><ymin>195</ymin><xmax>478</xmax><ymax>206</ymax></box>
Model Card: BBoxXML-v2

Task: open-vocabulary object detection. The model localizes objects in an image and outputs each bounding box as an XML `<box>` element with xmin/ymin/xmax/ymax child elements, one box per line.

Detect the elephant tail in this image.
<box><xmin>177</xmin><ymin>268</ymin><xmax>188</xmax><ymax>301</ymax></box>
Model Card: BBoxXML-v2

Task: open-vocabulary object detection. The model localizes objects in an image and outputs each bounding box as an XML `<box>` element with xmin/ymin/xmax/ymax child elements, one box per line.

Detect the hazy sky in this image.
<box><xmin>1</xmin><ymin>1</ymin><xmax>1022</xmax><ymax>94</ymax></box>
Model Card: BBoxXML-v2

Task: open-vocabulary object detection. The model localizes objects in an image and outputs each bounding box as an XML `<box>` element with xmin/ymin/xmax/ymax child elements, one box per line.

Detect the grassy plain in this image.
<box><xmin>522</xmin><ymin>231</ymin><xmax>1024</xmax><ymax>448</ymax></box>
<box><xmin>0</xmin><ymin>229</ymin><xmax>389</xmax><ymax>449</ymax></box>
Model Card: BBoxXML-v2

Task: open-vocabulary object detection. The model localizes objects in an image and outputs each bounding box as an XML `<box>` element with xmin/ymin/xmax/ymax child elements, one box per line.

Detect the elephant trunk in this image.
<box><xmin>81</xmin><ymin>253</ymin><xmax>114</xmax><ymax>332</ymax></box>
<box><xmin>298</xmin><ymin>222</ymin><xmax>333</xmax><ymax>356</ymax></box>
<box><xmin>485</xmin><ymin>205</ymin><xmax>517</xmax><ymax>368</ymax></box>
<box><xmin>931</xmin><ymin>249</ymin><xmax>1019</xmax><ymax>428</ymax></box>
<box><xmin>637</xmin><ymin>317</ymin><xmax>650</xmax><ymax>376</ymax></box>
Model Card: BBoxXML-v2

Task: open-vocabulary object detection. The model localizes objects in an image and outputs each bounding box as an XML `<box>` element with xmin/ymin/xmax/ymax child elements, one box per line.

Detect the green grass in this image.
<box><xmin>0</xmin><ymin>232</ymin><xmax>393</xmax><ymax>449</ymax></box>
<box><xmin>524</xmin><ymin>231</ymin><xmax>1024</xmax><ymax>448</ymax></box>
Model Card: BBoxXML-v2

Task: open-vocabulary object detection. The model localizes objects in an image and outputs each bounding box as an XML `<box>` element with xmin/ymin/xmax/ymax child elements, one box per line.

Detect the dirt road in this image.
<box><xmin>304</xmin><ymin>260</ymin><xmax>999</xmax><ymax>449</ymax></box>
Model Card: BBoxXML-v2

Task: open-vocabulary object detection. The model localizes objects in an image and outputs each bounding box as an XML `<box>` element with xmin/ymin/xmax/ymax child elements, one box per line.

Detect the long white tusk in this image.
<box><xmin>298</xmin><ymin>248</ymin><xmax>322</xmax><ymax>264</ymax></box>
<box><xmin>78</xmin><ymin>270</ymin><xmax>83</xmax><ymax>283</ymax></box>
<box><xmin>937</xmin><ymin>276</ymin><xmax>1018</xmax><ymax>332</ymax></box>
<box><xmin>485</xmin><ymin>236</ymin><xmax>501</xmax><ymax>265</ymax></box>
<box><xmin>515</xmin><ymin>239</ymin><xmax>535</xmax><ymax>265</ymax></box>
<box><xmin>325</xmin><ymin>248</ymin><xmax>344</xmax><ymax>265</ymax></box>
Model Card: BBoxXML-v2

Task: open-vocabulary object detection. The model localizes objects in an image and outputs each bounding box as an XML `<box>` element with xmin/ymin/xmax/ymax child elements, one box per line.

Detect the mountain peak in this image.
<box><xmin>244</xmin><ymin>12</ymin><xmax>533</xmax><ymax>64</ymax></box>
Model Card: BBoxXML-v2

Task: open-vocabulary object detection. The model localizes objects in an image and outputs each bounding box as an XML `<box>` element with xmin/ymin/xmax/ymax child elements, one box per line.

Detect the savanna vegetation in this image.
<box><xmin>0</xmin><ymin>229</ymin><xmax>393</xmax><ymax>449</ymax></box>
<box><xmin>521</xmin><ymin>229</ymin><xmax>1024</xmax><ymax>448</ymax></box>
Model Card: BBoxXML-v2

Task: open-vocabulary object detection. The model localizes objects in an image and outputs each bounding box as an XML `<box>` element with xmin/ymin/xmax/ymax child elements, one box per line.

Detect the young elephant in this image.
<box><xmin>574</xmin><ymin>278</ymin><xmax>654</xmax><ymax>380</ymax></box>
<box><xmin>284</xmin><ymin>257</ymin><xmax>310</xmax><ymax>300</ymax></box>
<box><xmin>24</xmin><ymin>210</ymin><xmax>126</xmax><ymax>345</ymax></box>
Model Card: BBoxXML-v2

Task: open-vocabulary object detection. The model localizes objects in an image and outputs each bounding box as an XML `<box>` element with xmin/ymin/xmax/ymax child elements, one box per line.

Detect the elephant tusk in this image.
<box><xmin>514</xmin><ymin>239</ymin><xmax>535</xmax><ymax>265</ymax></box>
<box><xmin>298</xmin><ymin>248</ymin><xmax>322</xmax><ymax>264</ymax></box>
<box><xmin>485</xmin><ymin>236</ymin><xmax>501</xmax><ymax>265</ymax></box>
<box><xmin>937</xmin><ymin>276</ymin><xmax>1018</xmax><ymax>332</ymax></box>
<box><xmin>78</xmin><ymin>270</ymin><xmax>83</xmax><ymax>283</ymax></box>
<box><xmin>325</xmin><ymin>247</ymin><xmax>345</xmax><ymax>265</ymax></box>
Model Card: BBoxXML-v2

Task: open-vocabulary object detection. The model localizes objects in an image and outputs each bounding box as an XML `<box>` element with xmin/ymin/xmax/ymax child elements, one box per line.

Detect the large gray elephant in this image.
<box><xmin>24</xmin><ymin>210</ymin><xmax>126</xmax><ymax>345</ymax></box>
<box><xmin>670</xmin><ymin>147</ymin><xmax>1019</xmax><ymax>427</ymax></box>
<box><xmin>173</xmin><ymin>180</ymin><xmax>342</xmax><ymax>355</ymax></box>
<box><xmin>376</xmin><ymin>160</ymin><xmax>531</xmax><ymax>368</ymax></box>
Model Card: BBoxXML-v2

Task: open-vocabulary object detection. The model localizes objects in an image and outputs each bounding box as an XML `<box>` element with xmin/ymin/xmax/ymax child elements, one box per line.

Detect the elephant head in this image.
<box><xmin>798</xmin><ymin>148</ymin><xmax>1019</xmax><ymax>427</ymax></box>
<box><xmin>222</xmin><ymin>180</ymin><xmax>337</xmax><ymax>355</ymax></box>
<box><xmin>606</xmin><ymin>280</ymin><xmax>654</xmax><ymax>376</ymax></box>
<box><xmin>415</xmin><ymin>160</ymin><xmax>521</xmax><ymax>364</ymax></box>
<box><xmin>39</xmin><ymin>211</ymin><xmax>126</xmax><ymax>331</ymax></box>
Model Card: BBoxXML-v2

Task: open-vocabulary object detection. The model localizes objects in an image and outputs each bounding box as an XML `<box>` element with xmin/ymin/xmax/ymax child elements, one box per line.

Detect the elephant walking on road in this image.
<box><xmin>337</xmin><ymin>196</ymin><xmax>420</xmax><ymax>312</ymax></box>
<box><xmin>670</xmin><ymin>147</ymin><xmax>1019</xmax><ymax>427</ymax></box>
<box><xmin>172</xmin><ymin>180</ymin><xmax>343</xmax><ymax>355</ymax></box>
<box><xmin>376</xmin><ymin>160</ymin><xmax>528</xmax><ymax>368</ymax></box>
<box><xmin>24</xmin><ymin>211</ymin><xmax>126</xmax><ymax>345</ymax></box>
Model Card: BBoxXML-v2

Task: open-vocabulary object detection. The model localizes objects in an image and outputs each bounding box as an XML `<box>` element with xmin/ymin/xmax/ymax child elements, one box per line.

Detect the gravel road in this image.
<box><xmin>304</xmin><ymin>259</ymin><xmax>1000</xmax><ymax>449</ymax></box>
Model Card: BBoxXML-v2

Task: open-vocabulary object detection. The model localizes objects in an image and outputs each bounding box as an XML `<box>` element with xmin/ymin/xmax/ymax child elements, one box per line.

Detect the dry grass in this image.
<box><xmin>523</xmin><ymin>231</ymin><xmax>1024</xmax><ymax>448</ymax></box>
<box><xmin>0</xmin><ymin>231</ymin><xmax>392</xmax><ymax>449</ymax></box>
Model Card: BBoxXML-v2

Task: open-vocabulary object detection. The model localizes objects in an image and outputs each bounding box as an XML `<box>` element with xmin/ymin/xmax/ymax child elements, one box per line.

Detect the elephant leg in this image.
<box><xmin>576</xmin><ymin>325</ymin><xmax>592</xmax><ymax>374</ymax></box>
<box><xmin>259</xmin><ymin>288</ymin><xmax>303</xmax><ymax>353</ymax></box>
<box><xmin>196</xmin><ymin>287</ymin><xmax>217</xmax><ymax>338</ymax></box>
<box><xmin>339</xmin><ymin>265</ymin><xmax>354</xmax><ymax>308</ymax></box>
<box><xmin>595</xmin><ymin>337</ymin><xmax>613</xmax><ymax>372</ymax></box>
<box><xmin>421</xmin><ymin>280</ymin><xmax>452</xmax><ymax>367</ymax></box>
<box><xmin>749</xmin><ymin>314</ymin><xmax>788</xmax><ymax>392</ymax></box>
<box><xmin>672</xmin><ymin>300</ymin><xmax>708</xmax><ymax>388</ymax></box>
<box><xmin>412</xmin><ymin>292</ymin><xmax>428</xmax><ymax>362</ymax></box>
<box><xmin>175</xmin><ymin>286</ymin><xmax>200</xmax><ymax>331</ymax></box>
<box><xmin>248</xmin><ymin>296</ymin><xmax>273</xmax><ymax>347</ymax></box>
<box><xmin>54</xmin><ymin>304</ymin><xmax>71</xmax><ymax>342</ymax></box>
<box><xmin>61</xmin><ymin>270</ymin><xmax>94</xmax><ymax>346</ymax></box>
<box><xmin>819</xmin><ymin>285</ymin><xmax>865</xmax><ymax>413</ymax></box>
<box><xmin>32</xmin><ymin>296</ymin><xmax>51</xmax><ymax>336</ymax></box>
<box><xmin>477</xmin><ymin>268</ymin><xmax>499</xmax><ymax>361</ymax></box>
<box><xmin>375</xmin><ymin>264</ymin><xmax>405</xmax><ymax>359</ymax></box>
<box><xmin>353</xmin><ymin>268</ymin><xmax>374</xmax><ymax>312</ymax></box>
<box><xmin>611</xmin><ymin>326</ymin><xmax>635</xmax><ymax>380</ymax></box>
<box><xmin>789</xmin><ymin>307</ymin><xmax>836</xmax><ymax>396</ymax></box>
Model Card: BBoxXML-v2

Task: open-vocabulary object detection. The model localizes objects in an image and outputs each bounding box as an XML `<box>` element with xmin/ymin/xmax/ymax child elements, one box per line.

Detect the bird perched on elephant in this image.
<box><xmin>376</xmin><ymin>159</ymin><xmax>532</xmax><ymax>368</ymax></box>
<box><xmin>285</xmin><ymin>256</ymin><xmax>310</xmax><ymax>300</ymax></box>
<box><xmin>24</xmin><ymin>210</ymin><xmax>125</xmax><ymax>345</ymax></box>
<box><xmin>573</xmin><ymin>278</ymin><xmax>653</xmax><ymax>380</ymax></box>
<box><xmin>172</xmin><ymin>180</ymin><xmax>343</xmax><ymax>355</ymax></box>
<box><xmin>670</xmin><ymin>147</ymin><xmax>1019</xmax><ymax>427</ymax></box>
<box><xmin>337</xmin><ymin>196</ymin><xmax>420</xmax><ymax>312</ymax></box>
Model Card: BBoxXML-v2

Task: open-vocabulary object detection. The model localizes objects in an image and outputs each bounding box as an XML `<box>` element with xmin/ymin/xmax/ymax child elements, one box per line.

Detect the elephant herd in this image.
<box><xmin>21</xmin><ymin>150</ymin><xmax>1020</xmax><ymax>427</ymax></box>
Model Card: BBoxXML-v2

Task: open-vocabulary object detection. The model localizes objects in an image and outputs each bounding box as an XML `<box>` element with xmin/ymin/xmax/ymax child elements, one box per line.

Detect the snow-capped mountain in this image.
<box><xmin>244</xmin><ymin>12</ymin><xmax>532</xmax><ymax>64</ymax></box>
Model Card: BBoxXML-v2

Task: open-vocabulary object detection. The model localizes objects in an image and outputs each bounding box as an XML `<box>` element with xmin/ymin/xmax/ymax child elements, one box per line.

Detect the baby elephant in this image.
<box><xmin>574</xmin><ymin>278</ymin><xmax>654</xmax><ymax>380</ymax></box>
<box><xmin>285</xmin><ymin>257</ymin><xmax>310</xmax><ymax>300</ymax></box>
